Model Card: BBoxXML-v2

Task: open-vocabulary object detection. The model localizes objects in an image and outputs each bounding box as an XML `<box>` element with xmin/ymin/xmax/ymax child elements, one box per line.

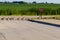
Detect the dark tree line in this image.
<box><xmin>12</xmin><ymin>1</ymin><xmax>27</xmax><ymax>4</ymax></box>
<box><xmin>0</xmin><ymin>1</ymin><xmax>34</xmax><ymax>4</ymax></box>
<box><xmin>0</xmin><ymin>1</ymin><xmax>54</xmax><ymax>4</ymax></box>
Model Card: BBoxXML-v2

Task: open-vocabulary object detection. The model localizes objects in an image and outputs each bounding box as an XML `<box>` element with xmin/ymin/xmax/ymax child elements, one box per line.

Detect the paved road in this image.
<box><xmin>0</xmin><ymin>20</ymin><xmax>60</xmax><ymax>40</ymax></box>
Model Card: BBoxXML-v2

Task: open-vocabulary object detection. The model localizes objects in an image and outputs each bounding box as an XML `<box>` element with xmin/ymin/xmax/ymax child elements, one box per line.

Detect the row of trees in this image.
<box><xmin>0</xmin><ymin>1</ymin><xmax>36</xmax><ymax>4</ymax></box>
<box><xmin>0</xmin><ymin>1</ymin><xmax>54</xmax><ymax>4</ymax></box>
<box><xmin>0</xmin><ymin>8</ymin><xmax>60</xmax><ymax>16</ymax></box>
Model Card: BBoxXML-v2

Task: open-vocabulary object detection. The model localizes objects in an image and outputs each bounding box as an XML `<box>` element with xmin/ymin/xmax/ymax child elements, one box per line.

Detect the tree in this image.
<box><xmin>12</xmin><ymin>1</ymin><xmax>26</xmax><ymax>4</ymax></box>
<box><xmin>32</xmin><ymin>1</ymin><xmax>36</xmax><ymax>4</ymax></box>
<box><xmin>45</xmin><ymin>2</ymin><xmax>48</xmax><ymax>4</ymax></box>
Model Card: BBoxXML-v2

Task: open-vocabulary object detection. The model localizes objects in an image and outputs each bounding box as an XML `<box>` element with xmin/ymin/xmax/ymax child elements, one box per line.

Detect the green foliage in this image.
<box><xmin>0</xmin><ymin>3</ymin><xmax>60</xmax><ymax>16</ymax></box>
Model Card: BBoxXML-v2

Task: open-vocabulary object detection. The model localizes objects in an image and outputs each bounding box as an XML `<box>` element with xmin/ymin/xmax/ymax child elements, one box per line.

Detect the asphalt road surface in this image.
<box><xmin>0</xmin><ymin>20</ymin><xmax>60</xmax><ymax>40</ymax></box>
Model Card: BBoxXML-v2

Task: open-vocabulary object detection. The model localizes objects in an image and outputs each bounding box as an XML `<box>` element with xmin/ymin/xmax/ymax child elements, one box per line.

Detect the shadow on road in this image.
<box><xmin>28</xmin><ymin>20</ymin><xmax>60</xmax><ymax>27</ymax></box>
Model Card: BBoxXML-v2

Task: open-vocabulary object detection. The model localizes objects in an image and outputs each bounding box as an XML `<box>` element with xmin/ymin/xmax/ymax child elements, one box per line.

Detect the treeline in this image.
<box><xmin>0</xmin><ymin>1</ymin><xmax>54</xmax><ymax>4</ymax></box>
<box><xmin>0</xmin><ymin>8</ymin><xmax>60</xmax><ymax>16</ymax></box>
<box><xmin>0</xmin><ymin>1</ymin><xmax>36</xmax><ymax>4</ymax></box>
